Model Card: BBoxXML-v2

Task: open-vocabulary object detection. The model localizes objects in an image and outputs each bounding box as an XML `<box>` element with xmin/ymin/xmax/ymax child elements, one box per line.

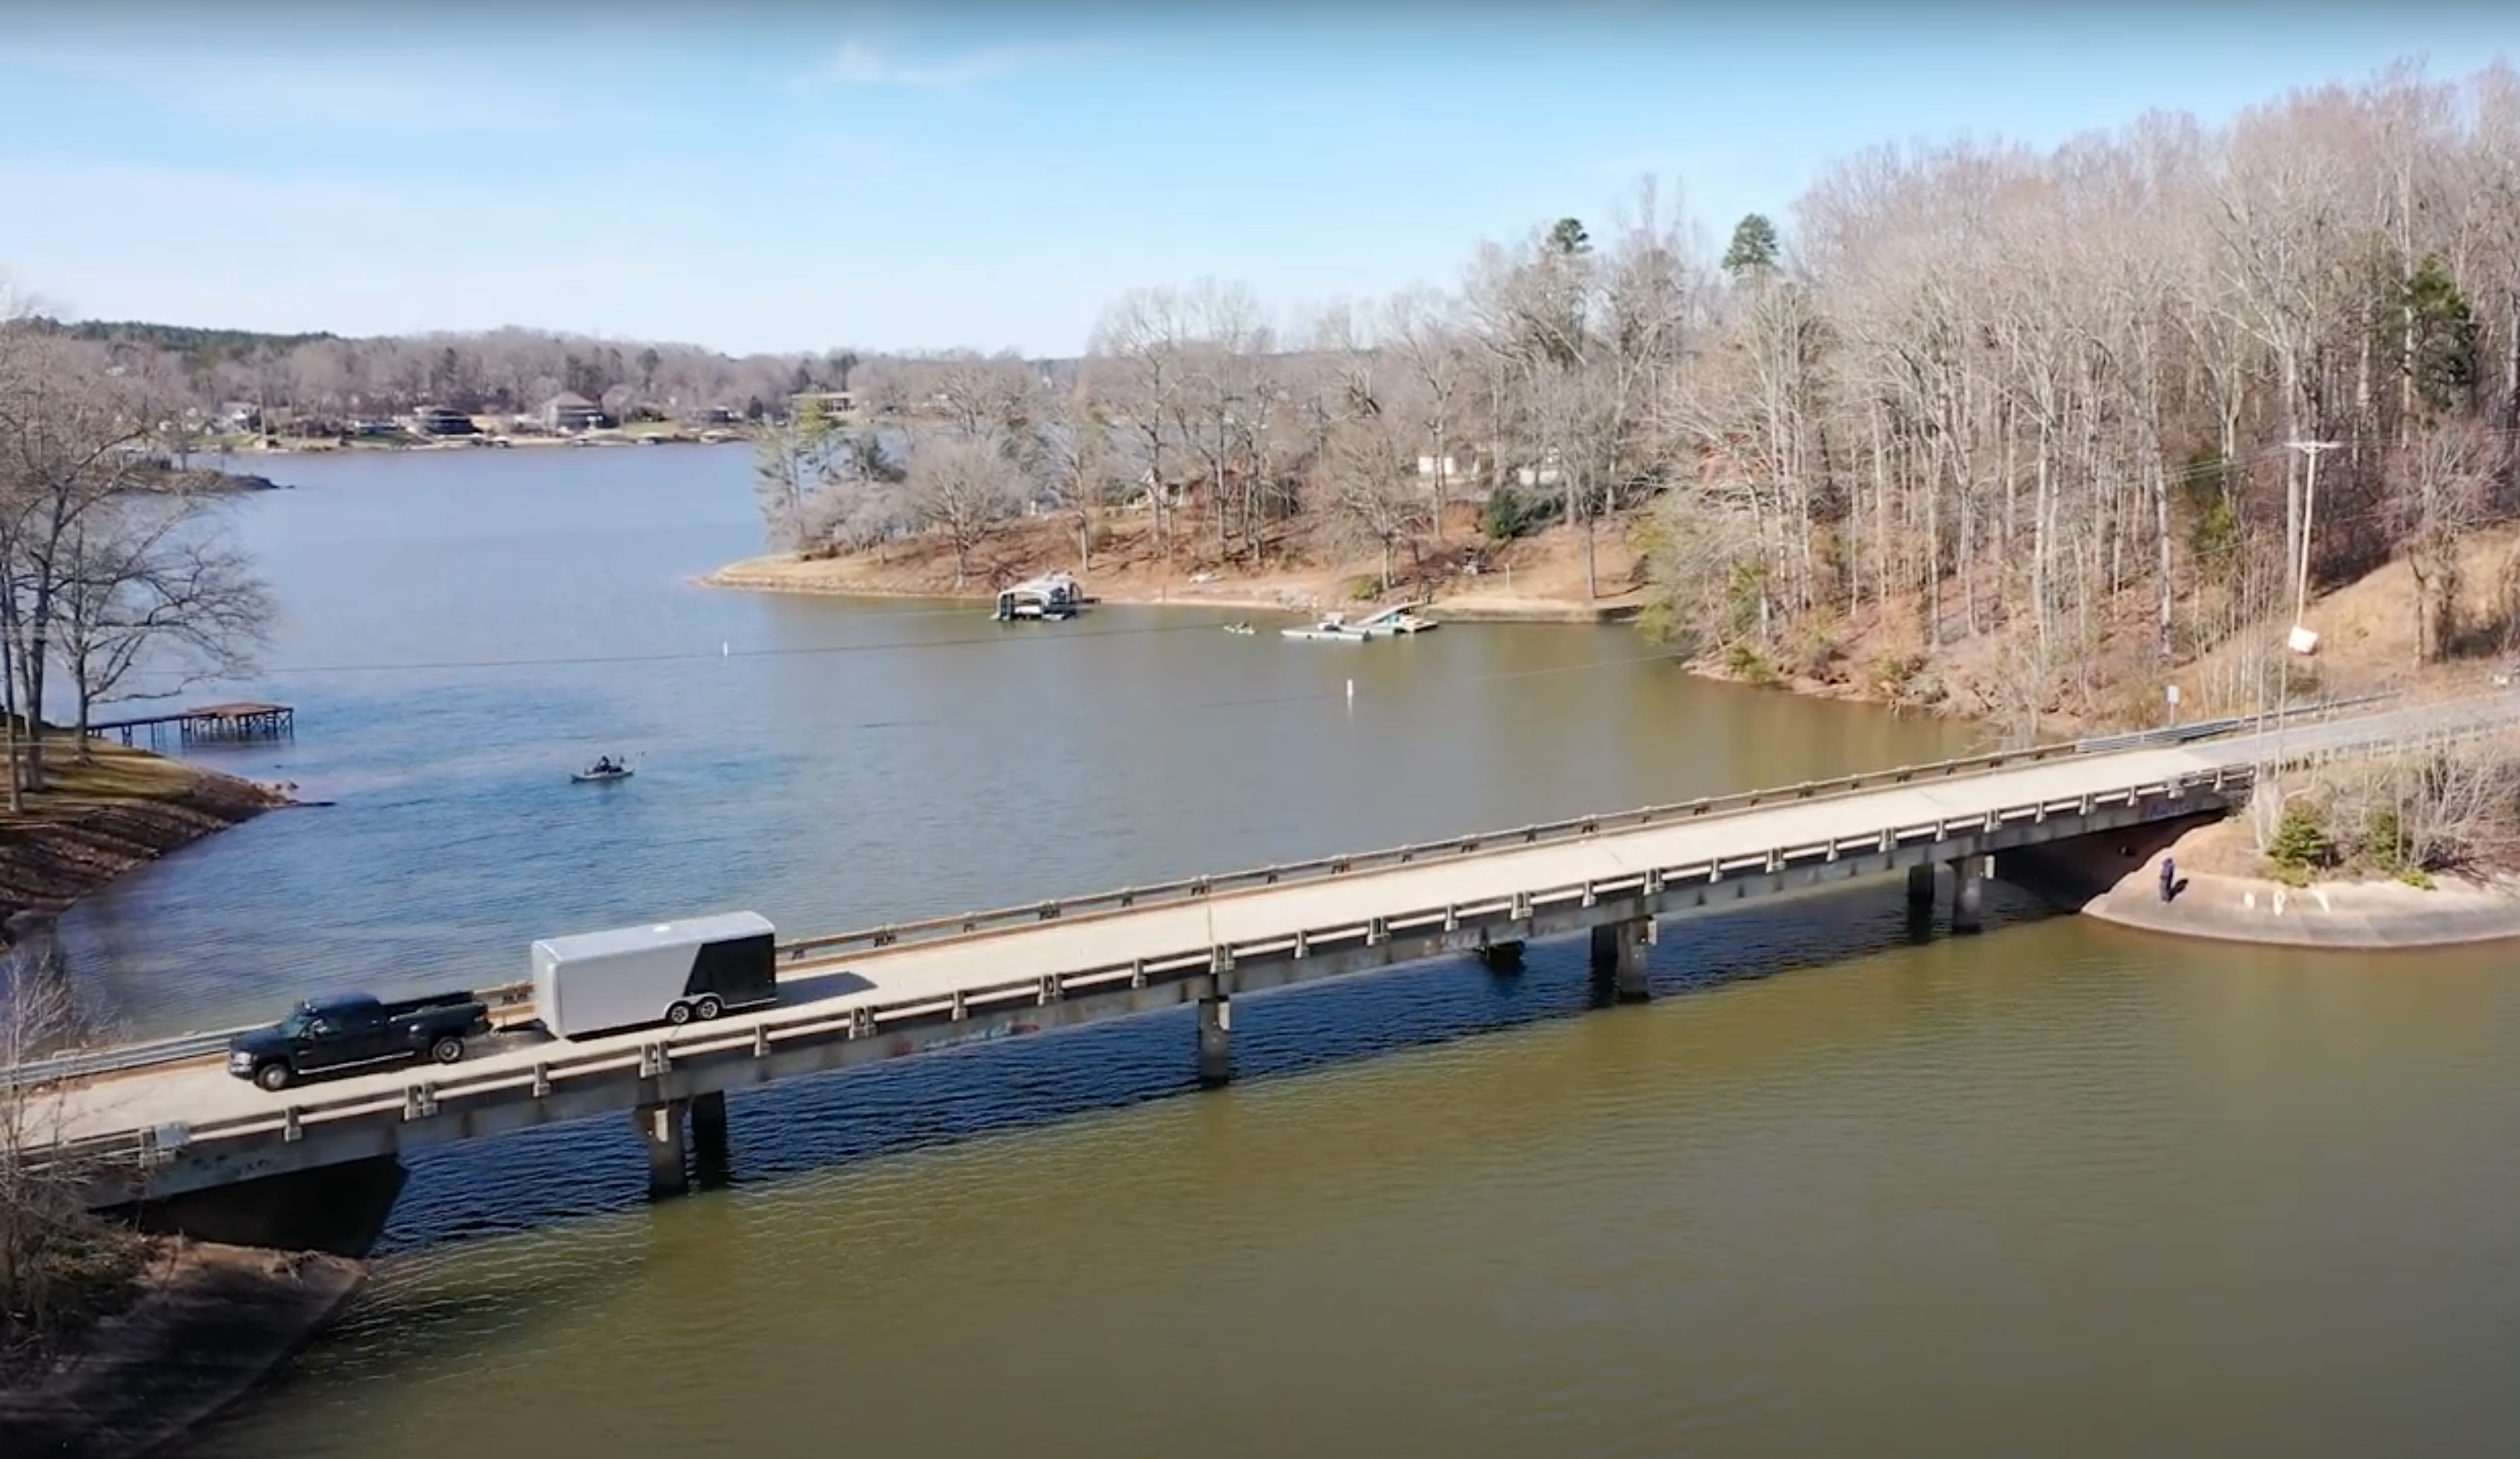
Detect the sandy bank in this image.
<box><xmin>0</xmin><ymin>1241</ymin><xmax>366</xmax><ymax>1458</ymax></box>
<box><xmin>705</xmin><ymin>534</ymin><xmax>1653</xmax><ymax>626</ymax></box>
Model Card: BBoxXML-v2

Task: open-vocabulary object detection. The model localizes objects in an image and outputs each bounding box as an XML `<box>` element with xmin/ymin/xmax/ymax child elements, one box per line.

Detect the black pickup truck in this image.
<box><xmin>227</xmin><ymin>990</ymin><xmax>493</xmax><ymax>1092</ymax></box>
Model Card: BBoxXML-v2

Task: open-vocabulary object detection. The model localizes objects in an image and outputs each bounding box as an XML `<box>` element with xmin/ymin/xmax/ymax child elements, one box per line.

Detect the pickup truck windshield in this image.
<box><xmin>278</xmin><ymin>1012</ymin><xmax>311</xmax><ymax>1039</ymax></box>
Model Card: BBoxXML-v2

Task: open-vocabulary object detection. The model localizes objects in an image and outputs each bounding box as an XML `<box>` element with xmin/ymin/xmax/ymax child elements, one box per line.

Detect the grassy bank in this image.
<box><xmin>0</xmin><ymin>732</ymin><xmax>287</xmax><ymax>938</ymax></box>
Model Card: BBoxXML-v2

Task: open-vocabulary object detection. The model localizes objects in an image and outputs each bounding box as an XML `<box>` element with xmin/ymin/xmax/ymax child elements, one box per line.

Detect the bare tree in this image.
<box><xmin>904</xmin><ymin>433</ymin><xmax>1024</xmax><ymax>589</ymax></box>
<box><xmin>0</xmin><ymin>333</ymin><xmax>155</xmax><ymax>793</ymax></box>
<box><xmin>2</xmin><ymin>952</ymin><xmax>142</xmax><ymax>1364</ymax></box>
<box><xmin>2385</xmin><ymin>418</ymin><xmax>2508</xmax><ymax>662</ymax></box>
<box><xmin>1312</xmin><ymin>306</ymin><xmax>1429</xmax><ymax>591</ymax></box>
<box><xmin>1091</xmin><ymin>288</ymin><xmax>1191</xmax><ymax>557</ymax></box>
<box><xmin>752</xmin><ymin>403</ymin><xmax>836</xmax><ymax>552</ymax></box>
<box><xmin>56</xmin><ymin>496</ymin><xmax>273</xmax><ymax>748</ymax></box>
<box><xmin>1037</xmin><ymin>372</ymin><xmax>1117</xmax><ymax>571</ymax></box>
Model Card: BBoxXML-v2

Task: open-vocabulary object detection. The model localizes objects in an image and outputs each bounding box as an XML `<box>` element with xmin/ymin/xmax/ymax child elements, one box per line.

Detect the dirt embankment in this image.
<box><xmin>0</xmin><ymin>1239</ymin><xmax>366</xmax><ymax>1459</ymax></box>
<box><xmin>0</xmin><ymin>734</ymin><xmax>289</xmax><ymax>941</ymax></box>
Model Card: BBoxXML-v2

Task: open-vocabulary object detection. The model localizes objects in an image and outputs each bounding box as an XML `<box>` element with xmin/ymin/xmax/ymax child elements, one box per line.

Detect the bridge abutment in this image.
<box><xmin>1589</xmin><ymin>917</ymin><xmax>1654</xmax><ymax>1002</ymax></box>
<box><xmin>1197</xmin><ymin>992</ymin><xmax>1233</xmax><ymax>1087</ymax></box>
<box><xmin>115</xmin><ymin>1153</ymin><xmax>408</xmax><ymax>1258</ymax></box>
<box><xmin>1907</xmin><ymin>862</ymin><xmax>1937</xmax><ymax>908</ymax></box>
<box><xmin>690</xmin><ymin>1089</ymin><xmax>732</xmax><ymax>1187</ymax></box>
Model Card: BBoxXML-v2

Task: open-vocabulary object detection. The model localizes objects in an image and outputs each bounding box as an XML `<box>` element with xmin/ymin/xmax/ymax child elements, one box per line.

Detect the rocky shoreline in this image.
<box><xmin>131</xmin><ymin>464</ymin><xmax>282</xmax><ymax>494</ymax></box>
<box><xmin>0</xmin><ymin>1241</ymin><xmax>366</xmax><ymax>1459</ymax></box>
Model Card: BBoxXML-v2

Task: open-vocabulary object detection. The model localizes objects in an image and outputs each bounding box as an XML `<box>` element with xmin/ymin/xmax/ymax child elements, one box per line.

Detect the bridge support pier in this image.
<box><xmin>1590</xmin><ymin>917</ymin><xmax>1654</xmax><ymax>1003</ymax></box>
<box><xmin>1479</xmin><ymin>938</ymin><xmax>1525</xmax><ymax>973</ymax></box>
<box><xmin>1906</xmin><ymin>862</ymin><xmax>1937</xmax><ymax>908</ymax></box>
<box><xmin>636</xmin><ymin>1100</ymin><xmax>689</xmax><ymax>1200</ymax></box>
<box><xmin>1950</xmin><ymin>856</ymin><xmax>1988</xmax><ymax>934</ymax></box>
<box><xmin>1197</xmin><ymin>993</ymin><xmax>1233</xmax><ymax>1088</ymax></box>
<box><xmin>690</xmin><ymin>1090</ymin><xmax>731</xmax><ymax>1187</ymax></box>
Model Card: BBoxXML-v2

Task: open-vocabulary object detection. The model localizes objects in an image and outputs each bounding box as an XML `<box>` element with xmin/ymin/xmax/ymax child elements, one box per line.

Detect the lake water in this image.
<box><xmin>44</xmin><ymin>448</ymin><xmax>2520</xmax><ymax>1459</ymax></box>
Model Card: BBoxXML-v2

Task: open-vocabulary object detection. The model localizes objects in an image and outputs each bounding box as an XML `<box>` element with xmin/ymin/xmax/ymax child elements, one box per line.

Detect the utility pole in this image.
<box><xmin>2285</xmin><ymin>439</ymin><xmax>2342</xmax><ymax>632</ymax></box>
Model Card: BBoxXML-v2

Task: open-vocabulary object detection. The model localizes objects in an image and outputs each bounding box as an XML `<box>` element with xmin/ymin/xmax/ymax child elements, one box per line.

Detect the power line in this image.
<box><xmin>124</xmin><ymin>615</ymin><xmax>1234</xmax><ymax>678</ymax></box>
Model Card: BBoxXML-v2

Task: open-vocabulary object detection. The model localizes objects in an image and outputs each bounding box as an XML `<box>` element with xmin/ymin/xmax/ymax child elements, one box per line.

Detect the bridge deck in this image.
<box><xmin>44</xmin><ymin>691</ymin><xmax>2515</xmax><ymax>1179</ymax></box>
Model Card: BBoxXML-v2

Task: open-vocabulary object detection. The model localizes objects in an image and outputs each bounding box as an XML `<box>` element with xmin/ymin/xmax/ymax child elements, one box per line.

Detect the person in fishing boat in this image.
<box><xmin>590</xmin><ymin>755</ymin><xmax>617</xmax><ymax>775</ymax></box>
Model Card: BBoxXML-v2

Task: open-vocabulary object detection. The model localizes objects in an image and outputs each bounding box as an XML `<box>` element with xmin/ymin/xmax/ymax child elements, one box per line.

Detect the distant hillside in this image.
<box><xmin>35</xmin><ymin>318</ymin><xmax>338</xmax><ymax>366</ymax></box>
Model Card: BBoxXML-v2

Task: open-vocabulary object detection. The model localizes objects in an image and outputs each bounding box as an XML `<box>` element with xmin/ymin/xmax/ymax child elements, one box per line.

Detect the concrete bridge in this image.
<box><xmin>23</xmin><ymin>691</ymin><xmax>2518</xmax><ymax>1254</ymax></box>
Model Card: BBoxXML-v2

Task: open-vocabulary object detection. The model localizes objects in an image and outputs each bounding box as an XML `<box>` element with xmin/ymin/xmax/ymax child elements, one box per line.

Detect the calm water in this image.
<box><xmin>46</xmin><ymin>449</ymin><xmax>2520</xmax><ymax>1458</ymax></box>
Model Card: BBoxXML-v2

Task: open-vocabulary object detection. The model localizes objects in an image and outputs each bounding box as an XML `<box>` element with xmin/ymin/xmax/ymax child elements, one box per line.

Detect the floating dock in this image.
<box><xmin>994</xmin><ymin>572</ymin><xmax>1085</xmax><ymax>622</ymax></box>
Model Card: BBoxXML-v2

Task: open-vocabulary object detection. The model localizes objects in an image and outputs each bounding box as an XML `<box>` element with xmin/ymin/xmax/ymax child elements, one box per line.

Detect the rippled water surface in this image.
<box><xmin>46</xmin><ymin>449</ymin><xmax>2520</xmax><ymax>1459</ymax></box>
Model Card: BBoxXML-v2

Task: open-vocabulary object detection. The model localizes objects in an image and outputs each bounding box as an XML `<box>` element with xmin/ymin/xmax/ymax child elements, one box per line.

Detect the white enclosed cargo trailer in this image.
<box><xmin>530</xmin><ymin>911</ymin><xmax>780</xmax><ymax>1040</ymax></box>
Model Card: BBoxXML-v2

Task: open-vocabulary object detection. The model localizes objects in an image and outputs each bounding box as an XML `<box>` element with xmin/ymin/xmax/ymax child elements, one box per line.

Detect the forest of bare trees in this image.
<box><xmin>754</xmin><ymin>62</ymin><xmax>2520</xmax><ymax>732</ymax></box>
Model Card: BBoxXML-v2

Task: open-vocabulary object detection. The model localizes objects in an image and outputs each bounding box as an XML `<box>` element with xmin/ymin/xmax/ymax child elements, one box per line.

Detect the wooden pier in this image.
<box><xmin>90</xmin><ymin>702</ymin><xmax>295</xmax><ymax>751</ymax></box>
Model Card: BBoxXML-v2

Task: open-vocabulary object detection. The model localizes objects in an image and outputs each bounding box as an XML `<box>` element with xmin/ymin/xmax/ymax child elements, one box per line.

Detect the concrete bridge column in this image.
<box><xmin>1589</xmin><ymin>917</ymin><xmax>1654</xmax><ymax>1003</ymax></box>
<box><xmin>690</xmin><ymin>1090</ymin><xmax>732</xmax><ymax>1187</ymax></box>
<box><xmin>1479</xmin><ymin>939</ymin><xmax>1525</xmax><ymax>973</ymax></box>
<box><xmin>636</xmin><ymin>1100</ymin><xmax>690</xmax><ymax>1200</ymax></box>
<box><xmin>1906</xmin><ymin>862</ymin><xmax>1937</xmax><ymax>908</ymax></box>
<box><xmin>1197</xmin><ymin>993</ymin><xmax>1233</xmax><ymax>1088</ymax></box>
<box><xmin>1950</xmin><ymin>856</ymin><xmax>1988</xmax><ymax>934</ymax></box>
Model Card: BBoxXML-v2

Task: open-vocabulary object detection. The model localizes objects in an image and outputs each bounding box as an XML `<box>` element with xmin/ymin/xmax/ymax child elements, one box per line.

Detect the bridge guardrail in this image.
<box><xmin>7</xmin><ymin>983</ymin><xmax>542</xmax><ymax>1086</ymax></box>
<box><xmin>50</xmin><ymin>700</ymin><xmax>2519</xmax><ymax>1173</ymax></box>
<box><xmin>39</xmin><ymin>760</ymin><xmax>2290</xmax><ymax>1170</ymax></box>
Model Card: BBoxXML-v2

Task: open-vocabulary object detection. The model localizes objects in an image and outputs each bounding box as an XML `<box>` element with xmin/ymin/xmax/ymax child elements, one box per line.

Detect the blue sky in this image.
<box><xmin>0</xmin><ymin>4</ymin><xmax>2509</xmax><ymax>358</ymax></box>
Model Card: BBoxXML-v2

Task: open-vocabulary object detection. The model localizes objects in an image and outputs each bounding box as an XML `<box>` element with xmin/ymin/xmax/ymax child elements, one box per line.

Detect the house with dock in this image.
<box><xmin>538</xmin><ymin>392</ymin><xmax>605</xmax><ymax>433</ymax></box>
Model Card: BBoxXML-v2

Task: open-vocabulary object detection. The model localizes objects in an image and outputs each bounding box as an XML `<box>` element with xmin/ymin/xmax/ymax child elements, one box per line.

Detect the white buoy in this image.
<box><xmin>722</xmin><ymin>641</ymin><xmax>730</xmax><ymax>657</ymax></box>
<box><xmin>1346</xmin><ymin>678</ymin><xmax>1355</xmax><ymax>704</ymax></box>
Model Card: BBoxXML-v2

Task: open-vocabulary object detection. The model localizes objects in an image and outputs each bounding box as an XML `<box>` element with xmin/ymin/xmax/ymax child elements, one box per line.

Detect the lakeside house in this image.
<box><xmin>539</xmin><ymin>391</ymin><xmax>605</xmax><ymax>433</ymax></box>
<box><xmin>412</xmin><ymin>406</ymin><xmax>481</xmax><ymax>438</ymax></box>
<box><xmin>788</xmin><ymin>389</ymin><xmax>856</xmax><ymax>419</ymax></box>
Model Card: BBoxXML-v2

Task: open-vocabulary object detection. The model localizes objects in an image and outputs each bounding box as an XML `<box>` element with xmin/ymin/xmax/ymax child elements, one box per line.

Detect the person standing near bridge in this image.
<box><xmin>2159</xmin><ymin>856</ymin><xmax>2177</xmax><ymax>904</ymax></box>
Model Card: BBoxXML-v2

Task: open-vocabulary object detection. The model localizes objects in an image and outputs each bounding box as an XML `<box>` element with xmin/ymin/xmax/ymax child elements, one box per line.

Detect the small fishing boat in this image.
<box><xmin>572</xmin><ymin>759</ymin><xmax>634</xmax><ymax>784</ymax></box>
<box><xmin>1223</xmin><ymin>621</ymin><xmax>1257</xmax><ymax>636</ymax></box>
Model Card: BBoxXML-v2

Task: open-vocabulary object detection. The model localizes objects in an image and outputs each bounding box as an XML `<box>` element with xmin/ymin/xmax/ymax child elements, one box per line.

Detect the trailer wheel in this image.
<box><xmin>430</xmin><ymin>1035</ymin><xmax>466</xmax><ymax>1065</ymax></box>
<box><xmin>666</xmin><ymin>1001</ymin><xmax>694</xmax><ymax>1026</ymax></box>
<box><xmin>254</xmin><ymin>1062</ymin><xmax>293</xmax><ymax>1093</ymax></box>
<box><xmin>694</xmin><ymin>994</ymin><xmax>724</xmax><ymax>1021</ymax></box>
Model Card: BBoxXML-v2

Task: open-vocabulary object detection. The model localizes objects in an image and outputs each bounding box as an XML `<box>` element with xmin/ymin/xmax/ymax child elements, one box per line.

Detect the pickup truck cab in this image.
<box><xmin>227</xmin><ymin>991</ymin><xmax>493</xmax><ymax>1092</ymax></box>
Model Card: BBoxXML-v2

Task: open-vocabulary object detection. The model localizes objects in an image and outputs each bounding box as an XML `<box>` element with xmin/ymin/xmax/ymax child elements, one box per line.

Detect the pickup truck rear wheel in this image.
<box><xmin>430</xmin><ymin>1035</ymin><xmax>466</xmax><ymax>1065</ymax></box>
<box><xmin>255</xmin><ymin>1062</ymin><xmax>293</xmax><ymax>1092</ymax></box>
<box><xmin>694</xmin><ymin>994</ymin><xmax>724</xmax><ymax>1021</ymax></box>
